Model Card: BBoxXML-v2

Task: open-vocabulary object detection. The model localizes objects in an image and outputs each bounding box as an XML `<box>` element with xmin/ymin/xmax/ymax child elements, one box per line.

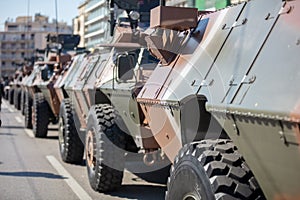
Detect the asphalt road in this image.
<box><xmin>0</xmin><ymin>100</ymin><xmax>168</xmax><ymax>200</ymax></box>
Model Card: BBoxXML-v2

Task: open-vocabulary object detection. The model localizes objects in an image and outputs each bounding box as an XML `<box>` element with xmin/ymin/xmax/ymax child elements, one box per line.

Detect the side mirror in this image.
<box><xmin>117</xmin><ymin>54</ymin><xmax>135</xmax><ymax>81</ymax></box>
<box><xmin>41</xmin><ymin>64</ymin><xmax>54</xmax><ymax>81</ymax></box>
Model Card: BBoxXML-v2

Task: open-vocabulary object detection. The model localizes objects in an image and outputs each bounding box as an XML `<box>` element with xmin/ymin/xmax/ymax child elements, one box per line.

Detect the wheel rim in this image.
<box><xmin>58</xmin><ymin>117</ymin><xmax>65</xmax><ymax>152</ymax></box>
<box><xmin>86</xmin><ymin>130</ymin><xmax>96</xmax><ymax>171</ymax></box>
<box><xmin>183</xmin><ymin>193</ymin><xmax>200</xmax><ymax>200</ymax></box>
<box><xmin>31</xmin><ymin>106</ymin><xmax>35</xmax><ymax>130</ymax></box>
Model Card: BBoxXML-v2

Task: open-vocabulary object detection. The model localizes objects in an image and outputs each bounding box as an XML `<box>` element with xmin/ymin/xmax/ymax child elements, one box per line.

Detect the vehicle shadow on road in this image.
<box><xmin>1</xmin><ymin>125</ymin><xmax>24</xmax><ymax>130</ymax></box>
<box><xmin>0</xmin><ymin>171</ymin><xmax>66</xmax><ymax>179</ymax></box>
<box><xmin>48</xmin><ymin>128</ymin><xmax>58</xmax><ymax>132</ymax></box>
<box><xmin>45</xmin><ymin>136</ymin><xmax>59</xmax><ymax>140</ymax></box>
<box><xmin>108</xmin><ymin>184</ymin><xmax>166</xmax><ymax>200</ymax></box>
<box><xmin>0</xmin><ymin>132</ymin><xmax>16</xmax><ymax>136</ymax></box>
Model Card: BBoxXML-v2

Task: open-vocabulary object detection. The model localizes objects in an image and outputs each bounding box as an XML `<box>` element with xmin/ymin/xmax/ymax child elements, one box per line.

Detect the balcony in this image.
<box><xmin>85</xmin><ymin>0</ymin><xmax>106</xmax><ymax>13</ymax></box>
<box><xmin>86</xmin><ymin>15</ymin><xmax>107</xmax><ymax>27</ymax></box>
<box><xmin>0</xmin><ymin>55</ymin><xmax>24</xmax><ymax>61</ymax></box>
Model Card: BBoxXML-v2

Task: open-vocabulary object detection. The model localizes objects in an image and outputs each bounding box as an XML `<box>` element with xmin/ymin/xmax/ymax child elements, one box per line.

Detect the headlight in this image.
<box><xmin>129</xmin><ymin>11</ymin><xmax>140</xmax><ymax>21</ymax></box>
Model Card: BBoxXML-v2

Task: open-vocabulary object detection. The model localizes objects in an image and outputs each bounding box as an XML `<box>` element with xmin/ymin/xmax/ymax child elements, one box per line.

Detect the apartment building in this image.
<box><xmin>74</xmin><ymin>0</ymin><xmax>110</xmax><ymax>50</ymax></box>
<box><xmin>0</xmin><ymin>14</ymin><xmax>72</xmax><ymax>77</ymax></box>
<box><xmin>166</xmin><ymin>0</ymin><xmax>194</xmax><ymax>7</ymax></box>
<box><xmin>73</xmin><ymin>1</ymin><xmax>87</xmax><ymax>48</ymax></box>
<box><xmin>166</xmin><ymin>0</ymin><xmax>233</xmax><ymax>9</ymax></box>
<box><xmin>84</xmin><ymin>0</ymin><xmax>110</xmax><ymax>49</ymax></box>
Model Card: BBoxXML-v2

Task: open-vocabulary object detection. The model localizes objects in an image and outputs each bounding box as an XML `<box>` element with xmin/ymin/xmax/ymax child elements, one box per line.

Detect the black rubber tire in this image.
<box><xmin>8</xmin><ymin>88</ymin><xmax>14</xmax><ymax>105</ymax></box>
<box><xmin>166</xmin><ymin>139</ymin><xmax>266</xmax><ymax>200</ymax></box>
<box><xmin>32</xmin><ymin>93</ymin><xmax>49</xmax><ymax>138</ymax></box>
<box><xmin>4</xmin><ymin>88</ymin><xmax>9</xmax><ymax>100</ymax></box>
<box><xmin>14</xmin><ymin>88</ymin><xmax>21</xmax><ymax>110</ymax></box>
<box><xmin>13</xmin><ymin>88</ymin><xmax>18</xmax><ymax>108</ymax></box>
<box><xmin>24</xmin><ymin>91</ymin><xmax>33</xmax><ymax>129</ymax></box>
<box><xmin>58</xmin><ymin>99</ymin><xmax>84</xmax><ymax>164</ymax></box>
<box><xmin>86</xmin><ymin>104</ymin><xmax>126</xmax><ymax>192</ymax></box>
<box><xmin>20</xmin><ymin>89</ymin><xmax>26</xmax><ymax>115</ymax></box>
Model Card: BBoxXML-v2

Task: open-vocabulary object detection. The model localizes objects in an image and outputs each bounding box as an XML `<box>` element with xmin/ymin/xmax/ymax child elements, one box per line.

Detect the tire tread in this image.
<box><xmin>166</xmin><ymin>139</ymin><xmax>266</xmax><ymax>200</ymax></box>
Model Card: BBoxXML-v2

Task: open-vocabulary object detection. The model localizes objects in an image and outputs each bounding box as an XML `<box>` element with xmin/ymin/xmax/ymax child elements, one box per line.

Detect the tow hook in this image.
<box><xmin>143</xmin><ymin>151</ymin><xmax>157</xmax><ymax>166</ymax></box>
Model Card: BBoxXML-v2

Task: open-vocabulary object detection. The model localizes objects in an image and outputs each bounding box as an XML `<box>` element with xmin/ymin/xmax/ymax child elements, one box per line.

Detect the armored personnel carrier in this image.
<box><xmin>19</xmin><ymin>65</ymin><xmax>33</xmax><ymax>115</ymax></box>
<box><xmin>23</xmin><ymin>60</ymin><xmax>57</xmax><ymax>130</ymax></box>
<box><xmin>56</xmin><ymin>51</ymin><xmax>90</xmax><ymax>163</ymax></box>
<box><xmin>22</xmin><ymin>34</ymin><xmax>80</xmax><ymax>137</ymax></box>
<box><xmin>135</xmin><ymin>0</ymin><xmax>300</xmax><ymax>199</ymax></box>
<box><xmin>57</xmin><ymin>0</ymin><xmax>172</xmax><ymax>192</ymax></box>
<box><xmin>12</xmin><ymin>71</ymin><xmax>23</xmax><ymax>110</ymax></box>
<box><xmin>7</xmin><ymin>66</ymin><xmax>31</xmax><ymax>109</ymax></box>
<box><xmin>7</xmin><ymin>70</ymin><xmax>22</xmax><ymax>105</ymax></box>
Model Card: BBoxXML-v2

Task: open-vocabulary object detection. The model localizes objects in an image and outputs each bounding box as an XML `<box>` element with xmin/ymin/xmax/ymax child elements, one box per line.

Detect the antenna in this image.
<box><xmin>26</xmin><ymin>0</ymin><xmax>30</xmax><ymax>66</ymax></box>
<box><xmin>55</xmin><ymin>0</ymin><xmax>59</xmax><ymax>36</ymax></box>
<box><xmin>55</xmin><ymin>0</ymin><xmax>61</xmax><ymax>55</ymax></box>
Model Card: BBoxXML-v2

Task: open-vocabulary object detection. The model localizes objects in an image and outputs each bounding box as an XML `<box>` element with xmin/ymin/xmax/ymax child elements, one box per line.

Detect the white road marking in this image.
<box><xmin>25</xmin><ymin>129</ymin><xmax>35</xmax><ymax>138</ymax></box>
<box><xmin>4</xmin><ymin>101</ymin><xmax>14</xmax><ymax>112</ymax></box>
<box><xmin>46</xmin><ymin>155</ymin><xmax>92</xmax><ymax>200</ymax></box>
<box><xmin>15</xmin><ymin>116</ymin><xmax>22</xmax><ymax>123</ymax></box>
<box><xmin>2</xmin><ymin>102</ymin><xmax>8</xmax><ymax>109</ymax></box>
<box><xmin>8</xmin><ymin>107</ymin><xmax>14</xmax><ymax>113</ymax></box>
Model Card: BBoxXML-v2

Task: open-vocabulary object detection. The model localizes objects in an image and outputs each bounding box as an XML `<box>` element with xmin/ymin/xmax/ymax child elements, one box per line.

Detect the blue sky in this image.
<box><xmin>0</xmin><ymin>0</ymin><xmax>82</xmax><ymax>30</ymax></box>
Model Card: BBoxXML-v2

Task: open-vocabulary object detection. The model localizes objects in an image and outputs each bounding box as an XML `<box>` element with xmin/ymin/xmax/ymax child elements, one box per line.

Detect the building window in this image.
<box><xmin>1</xmin><ymin>61</ymin><xmax>5</xmax><ymax>66</ymax></box>
<box><xmin>21</xmin><ymin>52</ymin><xmax>25</xmax><ymax>57</ymax></box>
<box><xmin>31</xmin><ymin>34</ymin><xmax>34</xmax><ymax>39</ymax></box>
<box><xmin>77</xmin><ymin>21</ymin><xmax>81</xmax><ymax>32</ymax></box>
<box><xmin>24</xmin><ymin>25</ymin><xmax>32</xmax><ymax>31</ymax></box>
<box><xmin>7</xmin><ymin>25</ymin><xmax>18</xmax><ymax>31</ymax></box>
<box><xmin>21</xmin><ymin>34</ymin><xmax>25</xmax><ymax>40</ymax></box>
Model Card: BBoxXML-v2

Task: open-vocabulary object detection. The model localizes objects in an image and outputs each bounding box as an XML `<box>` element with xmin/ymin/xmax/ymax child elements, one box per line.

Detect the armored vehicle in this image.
<box><xmin>81</xmin><ymin>0</ymin><xmax>175</xmax><ymax>192</ymax></box>
<box><xmin>57</xmin><ymin>0</ymin><xmax>173</xmax><ymax>192</ymax></box>
<box><xmin>134</xmin><ymin>0</ymin><xmax>300</xmax><ymax>199</ymax></box>
<box><xmin>23</xmin><ymin>61</ymin><xmax>57</xmax><ymax>130</ymax></box>
<box><xmin>7</xmin><ymin>70</ymin><xmax>22</xmax><ymax>105</ymax></box>
<box><xmin>23</xmin><ymin>34</ymin><xmax>80</xmax><ymax>137</ymax></box>
<box><xmin>12</xmin><ymin>71</ymin><xmax>24</xmax><ymax>110</ymax></box>
<box><xmin>56</xmin><ymin>51</ymin><xmax>90</xmax><ymax>163</ymax></box>
<box><xmin>19</xmin><ymin>65</ymin><xmax>33</xmax><ymax>115</ymax></box>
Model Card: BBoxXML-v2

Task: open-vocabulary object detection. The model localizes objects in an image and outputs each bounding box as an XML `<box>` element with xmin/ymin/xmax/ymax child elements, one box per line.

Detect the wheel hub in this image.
<box><xmin>31</xmin><ymin>106</ymin><xmax>35</xmax><ymax>128</ymax></box>
<box><xmin>58</xmin><ymin>117</ymin><xmax>65</xmax><ymax>148</ymax></box>
<box><xmin>183</xmin><ymin>193</ymin><xmax>200</xmax><ymax>200</ymax></box>
<box><xmin>86</xmin><ymin>130</ymin><xmax>95</xmax><ymax>169</ymax></box>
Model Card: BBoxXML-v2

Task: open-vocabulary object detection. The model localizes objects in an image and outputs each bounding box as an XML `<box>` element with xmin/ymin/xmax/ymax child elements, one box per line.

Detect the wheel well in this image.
<box><xmin>62</xmin><ymin>87</ymin><xmax>69</xmax><ymax>99</ymax></box>
<box><xmin>93</xmin><ymin>91</ymin><xmax>140</xmax><ymax>152</ymax></box>
<box><xmin>94</xmin><ymin>89</ymin><xmax>111</xmax><ymax>105</ymax></box>
<box><xmin>180</xmin><ymin>95</ymin><xmax>228</xmax><ymax>145</ymax></box>
<box><xmin>33</xmin><ymin>86</ymin><xmax>41</xmax><ymax>93</ymax></box>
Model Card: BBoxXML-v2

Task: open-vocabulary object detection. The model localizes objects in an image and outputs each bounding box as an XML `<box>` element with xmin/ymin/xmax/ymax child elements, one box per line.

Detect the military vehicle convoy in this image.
<box><xmin>15</xmin><ymin>0</ymin><xmax>299</xmax><ymax>199</ymax></box>
<box><xmin>134</xmin><ymin>0</ymin><xmax>300</xmax><ymax>199</ymax></box>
